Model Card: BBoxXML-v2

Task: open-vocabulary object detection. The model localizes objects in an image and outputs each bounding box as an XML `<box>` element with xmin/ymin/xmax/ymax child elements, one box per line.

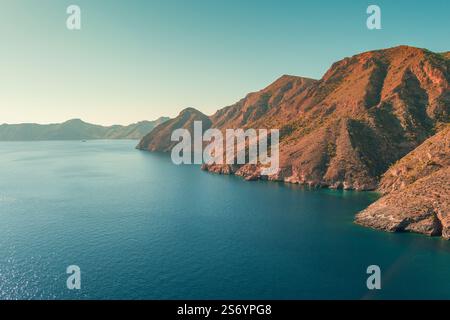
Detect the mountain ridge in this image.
<box><xmin>139</xmin><ymin>45</ymin><xmax>449</xmax><ymax>192</ymax></box>
<box><xmin>0</xmin><ymin>117</ymin><xmax>170</xmax><ymax>141</ymax></box>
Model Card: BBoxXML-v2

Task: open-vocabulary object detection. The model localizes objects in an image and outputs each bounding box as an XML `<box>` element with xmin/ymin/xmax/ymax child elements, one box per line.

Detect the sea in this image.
<box><xmin>0</xmin><ymin>140</ymin><xmax>449</xmax><ymax>299</ymax></box>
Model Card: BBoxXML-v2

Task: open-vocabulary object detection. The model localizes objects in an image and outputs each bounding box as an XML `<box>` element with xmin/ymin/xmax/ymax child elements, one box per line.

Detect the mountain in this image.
<box><xmin>138</xmin><ymin>45</ymin><xmax>449</xmax><ymax>191</ymax></box>
<box><xmin>0</xmin><ymin>117</ymin><xmax>169</xmax><ymax>141</ymax></box>
<box><xmin>355</xmin><ymin>126</ymin><xmax>449</xmax><ymax>239</ymax></box>
<box><xmin>137</xmin><ymin>108</ymin><xmax>211</xmax><ymax>152</ymax></box>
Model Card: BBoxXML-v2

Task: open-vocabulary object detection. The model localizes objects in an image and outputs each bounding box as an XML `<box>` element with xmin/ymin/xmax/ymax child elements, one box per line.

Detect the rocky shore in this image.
<box><xmin>355</xmin><ymin>127</ymin><xmax>449</xmax><ymax>239</ymax></box>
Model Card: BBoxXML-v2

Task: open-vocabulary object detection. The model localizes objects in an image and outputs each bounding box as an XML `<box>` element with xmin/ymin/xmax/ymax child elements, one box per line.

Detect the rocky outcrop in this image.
<box><xmin>355</xmin><ymin>127</ymin><xmax>450</xmax><ymax>239</ymax></box>
<box><xmin>378</xmin><ymin>126</ymin><xmax>450</xmax><ymax>194</ymax></box>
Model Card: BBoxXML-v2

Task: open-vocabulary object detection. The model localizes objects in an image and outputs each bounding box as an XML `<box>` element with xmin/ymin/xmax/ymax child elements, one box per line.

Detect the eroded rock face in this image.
<box><xmin>356</xmin><ymin>168</ymin><xmax>450</xmax><ymax>238</ymax></box>
<box><xmin>378</xmin><ymin>126</ymin><xmax>450</xmax><ymax>194</ymax></box>
<box><xmin>355</xmin><ymin>127</ymin><xmax>450</xmax><ymax>239</ymax></box>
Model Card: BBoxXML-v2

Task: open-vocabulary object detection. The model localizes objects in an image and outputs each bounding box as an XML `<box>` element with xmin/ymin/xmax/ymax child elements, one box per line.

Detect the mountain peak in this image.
<box><xmin>275</xmin><ymin>74</ymin><xmax>313</xmax><ymax>82</ymax></box>
<box><xmin>264</xmin><ymin>74</ymin><xmax>317</xmax><ymax>91</ymax></box>
<box><xmin>384</xmin><ymin>44</ymin><xmax>425</xmax><ymax>52</ymax></box>
<box><xmin>178</xmin><ymin>107</ymin><xmax>205</xmax><ymax>116</ymax></box>
<box><xmin>64</xmin><ymin>118</ymin><xmax>86</xmax><ymax>125</ymax></box>
<box><xmin>352</xmin><ymin>45</ymin><xmax>427</xmax><ymax>58</ymax></box>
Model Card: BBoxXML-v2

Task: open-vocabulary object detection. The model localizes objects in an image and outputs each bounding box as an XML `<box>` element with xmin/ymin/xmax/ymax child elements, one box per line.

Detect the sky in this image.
<box><xmin>0</xmin><ymin>0</ymin><xmax>449</xmax><ymax>125</ymax></box>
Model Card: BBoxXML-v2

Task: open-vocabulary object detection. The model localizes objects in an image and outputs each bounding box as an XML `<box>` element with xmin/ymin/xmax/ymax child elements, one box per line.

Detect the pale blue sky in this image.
<box><xmin>1</xmin><ymin>0</ymin><xmax>448</xmax><ymax>125</ymax></box>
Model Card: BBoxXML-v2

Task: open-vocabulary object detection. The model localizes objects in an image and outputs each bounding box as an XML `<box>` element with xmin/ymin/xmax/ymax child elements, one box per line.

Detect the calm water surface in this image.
<box><xmin>0</xmin><ymin>140</ymin><xmax>449</xmax><ymax>299</ymax></box>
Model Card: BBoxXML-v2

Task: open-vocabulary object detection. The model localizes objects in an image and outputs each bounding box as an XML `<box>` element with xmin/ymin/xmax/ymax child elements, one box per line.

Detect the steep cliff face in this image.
<box><xmin>137</xmin><ymin>108</ymin><xmax>211</xmax><ymax>152</ymax></box>
<box><xmin>138</xmin><ymin>46</ymin><xmax>449</xmax><ymax>191</ymax></box>
<box><xmin>355</xmin><ymin>126</ymin><xmax>450</xmax><ymax>239</ymax></box>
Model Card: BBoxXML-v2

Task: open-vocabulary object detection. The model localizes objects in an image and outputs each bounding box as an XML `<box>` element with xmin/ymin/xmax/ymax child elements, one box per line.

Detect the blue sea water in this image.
<box><xmin>0</xmin><ymin>140</ymin><xmax>449</xmax><ymax>300</ymax></box>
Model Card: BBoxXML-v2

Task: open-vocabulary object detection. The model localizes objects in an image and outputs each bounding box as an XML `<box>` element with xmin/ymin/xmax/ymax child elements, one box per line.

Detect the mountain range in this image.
<box><xmin>0</xmin><ymin>117</ymin><xmax>169</xmax><ymax>141</ymax></box>
<box><xmin>137</xmin><ymin>45</ymin><xmax>449</xmax><ymax>239</ymax></box>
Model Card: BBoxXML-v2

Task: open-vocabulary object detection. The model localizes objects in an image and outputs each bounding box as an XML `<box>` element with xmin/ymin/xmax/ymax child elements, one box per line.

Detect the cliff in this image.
<box><xmin>355</xmin><ymin>126</ymin><xmax>449</xmax><ymax>239</ymax></box>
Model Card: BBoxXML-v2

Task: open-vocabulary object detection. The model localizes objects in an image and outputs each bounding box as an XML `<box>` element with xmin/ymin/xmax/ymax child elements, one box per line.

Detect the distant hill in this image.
<box><xmin>0</xmin><ymin>117</ymin><xmax>170</xmax><ymax>141</ymax></box>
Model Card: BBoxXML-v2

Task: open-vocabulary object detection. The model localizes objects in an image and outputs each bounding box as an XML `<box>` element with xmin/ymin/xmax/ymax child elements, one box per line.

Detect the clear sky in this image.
<box><xmin>1</xmin><ymin>0</ymin><xmax>448</xmax><ymax>125</ymax></box>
